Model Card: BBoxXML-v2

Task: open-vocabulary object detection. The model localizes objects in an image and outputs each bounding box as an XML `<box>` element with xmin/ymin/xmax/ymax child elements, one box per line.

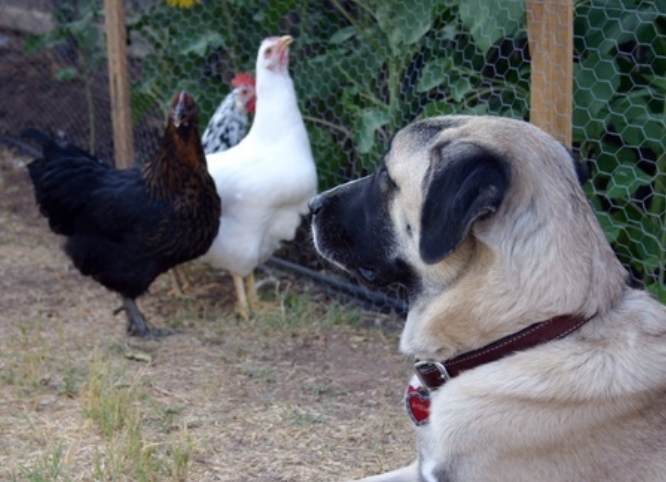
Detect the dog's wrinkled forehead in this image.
<box><xmin>400</xmin><ymin>117</ymin><xmax>467</xmax><ymax>147</ymax></box>
<box><xmin>385</xmin><ymin>117</ymin><xmax>470</xmax><ymax>181</ymax></box>
<box><xmin>387</xmin><ymin>115</ymin><xmax>577</xmax><ymax>179</ymax></box>
<box><xmin>390</xmin><ymin>117</ymin><xmax>467</xmax><ymax>154</ymax></box>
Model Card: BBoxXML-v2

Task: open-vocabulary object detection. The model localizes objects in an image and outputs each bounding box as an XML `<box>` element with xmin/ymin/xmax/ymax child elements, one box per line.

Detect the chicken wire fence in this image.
<box><xmin>1</xmin><ymin>0</ymin><xmax>665</xmax><ymax>313</ymax></box>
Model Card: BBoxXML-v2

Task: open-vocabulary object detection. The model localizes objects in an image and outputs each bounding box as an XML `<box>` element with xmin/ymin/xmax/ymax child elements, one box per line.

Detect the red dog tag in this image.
<box><xmin>405</xmin><ymin>384</ymin><xmax>430</xmax><ymax>426</ymax></box>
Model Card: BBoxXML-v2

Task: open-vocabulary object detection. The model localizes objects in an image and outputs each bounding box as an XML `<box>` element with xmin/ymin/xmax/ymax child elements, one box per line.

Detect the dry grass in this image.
<box><xmin>0</xmin><ymin>148</ymin><xmax>415</xmax><ymax>481</ymax></box>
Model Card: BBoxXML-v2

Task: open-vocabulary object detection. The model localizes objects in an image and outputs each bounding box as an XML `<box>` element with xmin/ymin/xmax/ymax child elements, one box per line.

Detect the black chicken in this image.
<box><xmin>23</xmin><ymin>92</ymin><xmax>222</xmax><ymax>337</ymax></box>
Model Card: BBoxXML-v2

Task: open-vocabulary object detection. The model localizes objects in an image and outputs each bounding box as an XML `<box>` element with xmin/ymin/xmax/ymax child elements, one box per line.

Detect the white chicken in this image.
<box><xmin>202</xmin><ymin>35</ymin><xmax>318</xmax><ymax>319</ymax></box>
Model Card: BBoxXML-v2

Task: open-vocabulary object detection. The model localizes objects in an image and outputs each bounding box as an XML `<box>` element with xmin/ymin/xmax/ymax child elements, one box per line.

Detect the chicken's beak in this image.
<box><xmin>277</xmin><ymin>35</ymin><xmax>294</xmax><ymax>53</ymax></box>
<box><xmin>173</xmin><ymin>92</ymin><xmax>187</xmax><ymax>128</ymax></box>
<box><xmin>275</xmin><ymin>35</ymin><xmax>293</xmax><ymax>67</ymax></box>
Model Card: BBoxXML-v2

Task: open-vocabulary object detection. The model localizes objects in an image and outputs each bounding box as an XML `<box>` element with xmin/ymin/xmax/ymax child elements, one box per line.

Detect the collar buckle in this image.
<box><xmin>412</xmin><ymin>315</ymin><xmax>590</xmax><ymax>393</ymax></box>
<box><xmin>414</xmin><ymin>360</ymin><xmax>450</xmax><ymax>391</ymax></box>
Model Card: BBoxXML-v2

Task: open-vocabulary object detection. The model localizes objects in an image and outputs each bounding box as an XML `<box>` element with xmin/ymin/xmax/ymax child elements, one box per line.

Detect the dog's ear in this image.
<box><xmin>419</xmin><ymin>143</ymin><xmax>510</xmax><ymax>264</ymax></box>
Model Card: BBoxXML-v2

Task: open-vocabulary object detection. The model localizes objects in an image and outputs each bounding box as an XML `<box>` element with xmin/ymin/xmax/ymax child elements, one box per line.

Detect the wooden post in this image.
<box><xmin>104</xmin><ymin>0</ymin><xmax>134</xmax><ymax>168</ymax></box>
<box><xmin>526</xmin><ymin>0</ymin><xmax>573</xmax><ymax>147</ymax></box>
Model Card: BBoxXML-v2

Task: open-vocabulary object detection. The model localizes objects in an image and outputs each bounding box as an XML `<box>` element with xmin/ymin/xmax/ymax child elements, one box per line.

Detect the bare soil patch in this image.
<box><xmin>0</xmin><ymin>149</ymin><xmax>415</xmax><ymax>481</ymax></box>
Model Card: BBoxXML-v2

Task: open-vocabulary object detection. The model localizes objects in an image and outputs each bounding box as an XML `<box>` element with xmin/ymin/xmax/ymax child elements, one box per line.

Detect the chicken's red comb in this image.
<box><xmin>231</xmin><ymin>72</ymin><xmax>255</xmax><ymax>88</ymax></box>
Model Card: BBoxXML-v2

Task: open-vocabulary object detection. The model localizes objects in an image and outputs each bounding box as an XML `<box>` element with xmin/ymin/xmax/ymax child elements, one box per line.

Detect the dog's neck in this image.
<box><xmin>413</xmin><ymin>314</ymin><xmax>590</xmax><ymax>391</ymax></box>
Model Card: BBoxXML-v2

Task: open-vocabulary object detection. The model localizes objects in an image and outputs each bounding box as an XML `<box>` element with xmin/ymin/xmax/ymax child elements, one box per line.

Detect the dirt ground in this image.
<box><xmin>0</xmin><ymin>148</ymin><xmax>415</xmax><ymax>481</ymax></box>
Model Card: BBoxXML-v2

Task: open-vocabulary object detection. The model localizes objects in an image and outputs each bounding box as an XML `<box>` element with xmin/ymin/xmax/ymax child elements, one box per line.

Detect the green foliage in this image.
<box><xmin>459</xmin><ymin>0</ymin><xmax>525</xmax><ymax>55</ymax></box>
<box><xmin>292</xmin><ymin>0</ymin><xmax>529</xmax><ymax>179</ymax></box>
<box><xmin>23</xmin><ymin>0</ymin><xmax>105</xmax><ymax>152</ymax></box>
<box><xmin>126</xmin><ymin>2</ymin><xmax>263</xmax><ymax>122</ymax></box>
<box><xmin>23</xmin><ymin>0</ymin><xmax>105</xmax><ymax>76</ymax></box>
<box><xmin>128</xmin><ymin>0</ymin><xmax>530</xmax><ymax>182</ymax></box>
<box><xmin>574</xmin><ymin>0</ymin><xmax>666</xmax><ymax>299</ymax></box>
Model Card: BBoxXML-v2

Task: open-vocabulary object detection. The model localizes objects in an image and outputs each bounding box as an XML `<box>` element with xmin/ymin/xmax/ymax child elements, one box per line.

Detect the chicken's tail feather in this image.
<box><xmin>21</xmin><ymin>128</ymin><xmax>54</xmax><ymax>147</ymax></box>
<box><xmin>21</xmin><ymin>128</ymin><xmax>99</xmax><ymax>164</ymax></box>
<box><xmin>22</xmin><ymin>129</ymin><xmax>111</xmax><ymax>236</ymax></box>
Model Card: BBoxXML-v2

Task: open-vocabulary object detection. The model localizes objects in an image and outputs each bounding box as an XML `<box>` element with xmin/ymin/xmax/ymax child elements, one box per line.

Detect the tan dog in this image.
<box><xmin>309</xmin><ymin>116</ymin><xmax>666</xmax><ymax>482</ymax></box>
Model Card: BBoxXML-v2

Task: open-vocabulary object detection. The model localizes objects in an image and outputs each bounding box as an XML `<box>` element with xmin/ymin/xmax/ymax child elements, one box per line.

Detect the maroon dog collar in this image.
<box><xmin>406</xmin><ymin>314</ymin><xmax>589</xmax><ymax>425</ymax></box>
<box><xmin>414</xmin><ymin>314</ymin><xmax>589</xmax><ymax>391</ymax></box>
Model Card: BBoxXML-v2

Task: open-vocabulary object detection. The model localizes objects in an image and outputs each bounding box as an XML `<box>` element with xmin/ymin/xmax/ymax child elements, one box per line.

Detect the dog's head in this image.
<box><xmin>311</xmin><ymin>116</ymin><xmax>627</xmax><ymax>359</ymax></box>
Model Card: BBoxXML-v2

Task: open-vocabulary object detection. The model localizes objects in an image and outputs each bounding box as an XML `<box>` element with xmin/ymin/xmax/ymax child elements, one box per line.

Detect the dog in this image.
<box><xmin>310</xmin><ymin>115</ymin><xmax>666</xmax><ymax>482</ymax></box>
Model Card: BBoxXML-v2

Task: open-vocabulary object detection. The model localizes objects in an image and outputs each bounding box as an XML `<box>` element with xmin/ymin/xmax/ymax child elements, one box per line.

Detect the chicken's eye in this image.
<box><xmin>264</xmin><ymin>47</ymin><xmax>273</xmax><ymax>57</ymax></box>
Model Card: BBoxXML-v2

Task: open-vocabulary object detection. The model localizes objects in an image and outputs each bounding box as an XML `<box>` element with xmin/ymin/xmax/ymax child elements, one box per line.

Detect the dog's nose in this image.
<box><xmin>309</xmin><ymin>195</ymin><xmax>323</xmax><ymax>216</ymax></box>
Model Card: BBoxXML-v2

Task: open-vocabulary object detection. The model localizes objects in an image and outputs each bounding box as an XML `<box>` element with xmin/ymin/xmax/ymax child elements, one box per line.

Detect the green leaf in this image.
<box><xmin>574</xmin><ymin>52</ymin><xmax>619</xmax><ymax>117</ymax></box>
<box><xmin>647</xmin><ymin>283</ymin><xmax>666</xmax><ymax>304</ymax></box>
<box><xmin>640</xmin><ymin>113</ymin><xmax>666</xmax><ymax>150</ymax></box>
<box><xmin>449</xmin><ymin>74</ymin><xmax>474</xmax><ymax>102</ymax></box>
<box><xmin>606</xmin><ymin>96</ymin><xmax>664</xmax><ymax>149</ymax></box>
<box><xmin>607</xmin><ymin>6</ymin><xmax>657</xmax><ymax>53</ymax></box>
<box><xmin>626</xmin><ymin>217</ymin><xmax>663</xmax><ymax>273</ymax></box>
<box><xmin>191</xmin><ymin>77</ymin><xmax>232</xmax><ymax>127</ymax></box>
<box><xmin>499</xmin><ymin>107</ymin><xmax>527</xmax><ymax>120</ymax></box>
<box><xmin>75</xmin><ymin>25</ymin><xmax>101</xmax><ymax>56</ymax></box>
<box><xmin>130</xmin><ymin>83</ymin><xmax>160</xmax><ymax>125</ymax></box>
<box><xmin>340</xmin><ymin>85</ymin><xmax>361</xmax><ymax>112</ymax></box>
<box><xmin>55</xmin><ymin>67</ymin><xmax>78</xmax><ymax>82</ymax></box>
<box><xmin>329</xmin><ymin>27</ymin><xmax>356</xmax><ymax>45</ymax></box>
<box><xmin>296</xmin><ymin>42</ymin><xmax>383</xmax><ymax>102</ymax></box>
<box><xmin>375</xmin><ymin>0</ymin><xmax>440</xmax><ymax>51</ymax></box>
<box><xmin>357</xmin><ymin>150</ymin><xmax>383</xmax><ymax>173</ymax></box>
<box><xmin>354</xmin><ymin>107</ymin><xmax>390</xmax><ymax>154</ymax></box>
<box><xmin>605</xmin><ymin>163</ymin><xmax>652</xmax><ymax>200</ymax></box>
<box><xmin>459</xmin><ymin>0</ymin><xmax>524</xmax><ymax>55</ymax></box>
<box><xmin>594</xmin><ymin>210</ymin><xmax>622</xmax><ymax>242</ymax></box>
<box><xmin>438</xmin><ymin>24</ymin><xmax>459</xmax><ymax>42</ymax></box>
<box><xmin>419</xmin><ymin>101</ymin><xmax>456</xmax><ymax>119</ymax></box>
<box><xmin>572</xmin><ymin>51</ymin><xmax>619</xmax><ymax>142</ymax></box>
<box><xmin>338</xmin><ymin>39</ymin><xmax>385</xmax><ymax>82</ymax></box>
<box><xmin>644</xmin><ymin>74</ymin><xmax>666</xmax><ymax>91</ymax></box>
<box><xmin>609</xmin><ymin>94</ymin><xmax>666</xmax><ymax>150</ymax></box>
<box><xmin>257</xmin><ymin>0</ymin><xmax>299</xmax><ymax>32</ymax></box>
<box><xmin>296</xmin><ymin>53</ymin><xmax>345</xmax><ymax>102</ymax></box>
<box><xmin>23</xmin><ymin>32</ymin><xmax>62</xmax><ymax>54</ymax></box>
<box><xmin>572</xmin><ymin>106</ymin><xmax>605</xmax><ymax>142</ymax></box>
<box><xmin>577</xmin><ymin>1</ymin><xmax>637</xmax><ymax>55</ymax></box>
<box><xmin>417</xmin><ymin>57</ymin><xmax>453</xmax><ymax>93</ymax></box>
<box><xmin>67</xmin><ymin>12</ymin><xmax>94</xmax><ymax>37</ymax></box>
<box><xmin>461</xmin><ymin>103</ymin><xmax>489</xmax><ymax>115</ymax></box>
<box><xmin>181</xmin><ymin>31</ymin><xmax>224</xmax><ymax>57</ymax></box>
<box><xmin>308</xmin><ymin>125</ymin><xmax>346</xmax><ymax>191</ymax></box>
<box><xmin>592</xmin><ymin>143</ymin><xmax>633</xmax><ymax>177</ymax></box>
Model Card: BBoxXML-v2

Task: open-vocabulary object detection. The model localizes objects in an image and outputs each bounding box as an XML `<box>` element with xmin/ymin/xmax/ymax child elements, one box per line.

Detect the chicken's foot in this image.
<box><xmin>119</xmin><ymin>297</ymin><xmax>173</xmax><ymax>338</ymax></box>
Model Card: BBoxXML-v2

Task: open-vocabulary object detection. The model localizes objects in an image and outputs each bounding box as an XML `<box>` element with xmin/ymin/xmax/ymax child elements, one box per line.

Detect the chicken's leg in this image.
<box><xmin>232</xmin><ymin>274</ymin><xmax>250</xmax><ymax>320</ymax></box>
<box><xmin>121</xmin><ymin>297</ymin><xmax>171</xmax><ymax>338</ymax></box>
<box><xmin>168</xmin><ymin>266</ymin><xmax>188</xmax><ymax>297</ymax></box>
<box><xmin>122</xmin><ymin>297</ymin><xmax>151</xmax><ymax>336</ymax></box>
<box><xmin>245</xmin><ymin>272</ymin><xmax>258</xmax><ymax>303</ymax></box>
